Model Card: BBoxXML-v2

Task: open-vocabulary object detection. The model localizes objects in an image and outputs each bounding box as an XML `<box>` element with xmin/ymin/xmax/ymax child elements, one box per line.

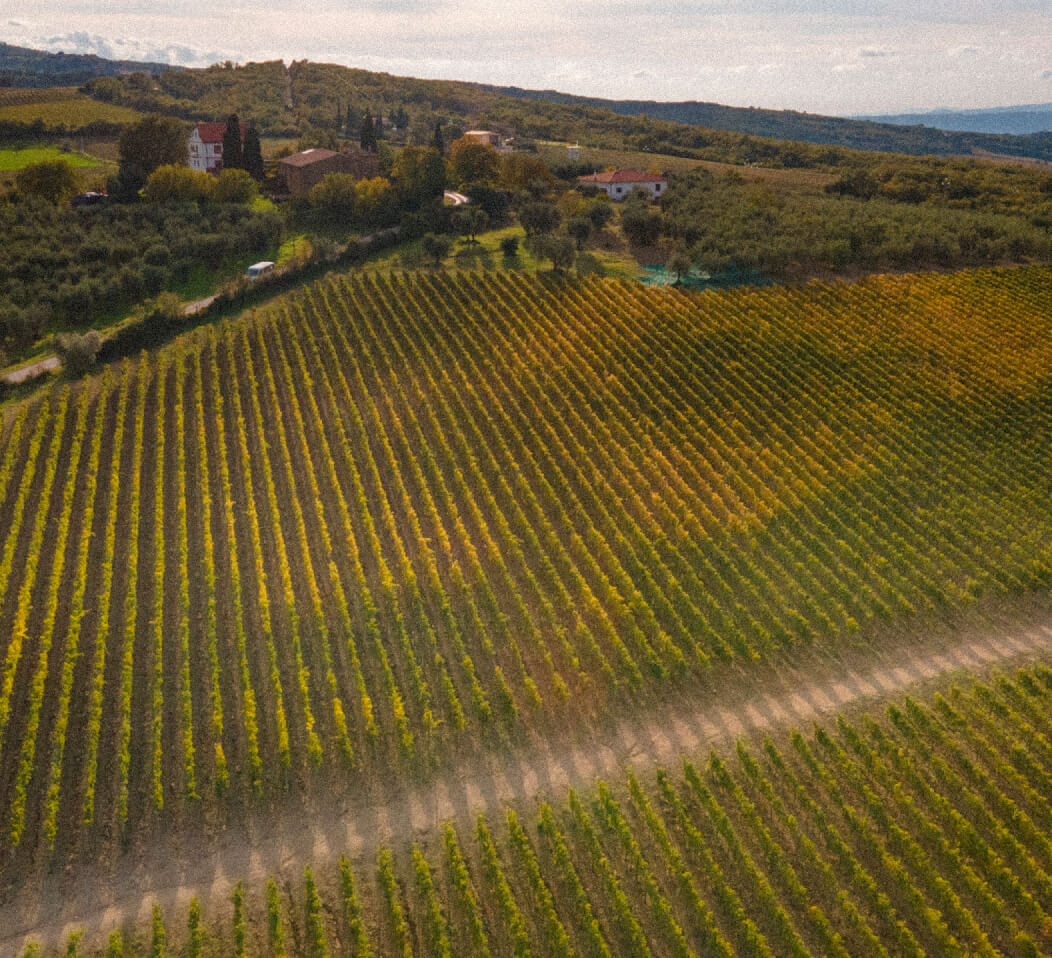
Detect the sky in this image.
<box><xmin>5</xmin><ymin>1</ymin><xmax>1052</xmax><ymax>116</ymax></box>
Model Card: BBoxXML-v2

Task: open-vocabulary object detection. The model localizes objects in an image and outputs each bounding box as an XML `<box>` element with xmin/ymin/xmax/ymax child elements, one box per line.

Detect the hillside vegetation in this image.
<box><xmin>0</xmin><ymin>267</ymin><xmax>1048</xmax><ymax>882</ymax></box>
<box><xmin>492</xmin><ymin>85</ymin><xmax>1052</xmax><ymax>162</ymax></box>
<box><xmin>0</xmin><ymin>42</ymin><xmax>175</xmax><ymax>88</ymax></box>
<box><xmin>77</xmin><ymin>55</ymin><xmax>1052</xmax><ymax>165</ymax></box>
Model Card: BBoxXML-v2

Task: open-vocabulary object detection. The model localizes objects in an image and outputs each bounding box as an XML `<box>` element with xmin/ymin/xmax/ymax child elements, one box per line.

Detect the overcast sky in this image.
<box><xmin>6</xmin><ymin>1</ymin><xmax>1052</xmax><ymax>115</ymax></box>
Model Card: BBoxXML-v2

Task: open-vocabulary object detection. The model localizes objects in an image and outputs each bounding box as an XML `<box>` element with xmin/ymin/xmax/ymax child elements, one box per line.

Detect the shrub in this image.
<box><xmin>54</xmin><ymin>330</ymin><xmax>102</xmax><ymax>374</ymax></box>
<box><xmin>526</xmin><ymin>233</ymin><xmax>575</xmax><ymax>271</ymax></box>
<box><xmin>621</xmin><ymin>205</ymin><xmax>663</xmax><ymax>246</ymax></box>
<box><xmin>421</xmin><ymin>233</ymin><xmax>453</xmax><ymax>266</ymax></box>
<box><xmin>16</xmin><ymin>160</ymin><xmax>80</xmax><ymax>204</ymax></box>
<box><xmin>309</xmin><ymin>173</ymin><xmax>358</xmax><ymax>219</ymax></box>
<box><xmin>143</xmin><ymin>164</ymin><xmax>215</xmax><ymax>204</ymax></box>
<box><xmin>500</xmin><ymin>235</ymin><xmax>520</xmax><ymax>257</ymax></box>
<box><xmin>214</xmin><ymin>168</ymin><xmax>258</xmax><ymax>204</ymax></box>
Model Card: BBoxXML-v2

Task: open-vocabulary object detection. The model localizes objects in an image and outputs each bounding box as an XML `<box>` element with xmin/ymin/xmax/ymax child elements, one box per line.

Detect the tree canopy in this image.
<box><xmin>115</xmin><ymin>114</ymin><xmax>188</xmax><ymax>199</ymax></box>
<box><xmin>391</xmin><ymin>146</ymin><xmax>446</xmax><ymax>209</ymax></box>
<box><xmin>15</xmin><ymin>160</ymin><xmax>80</xmax><ymax>204</ymax></box>
<box><xmin>449</xmin><ymin>136</ymin><xmax>500</xmax><ymax>186</ymax></box>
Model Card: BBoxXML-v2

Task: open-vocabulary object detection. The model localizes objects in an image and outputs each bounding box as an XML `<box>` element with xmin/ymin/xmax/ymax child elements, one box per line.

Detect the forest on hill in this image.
<box><xmin>489</xmin><ymin>85</ymin><xmax>1052</xmax><ymax>162</ymax></box>
<box><xmin>0</xmin><ymin>42</ymin><xmax>176</xmax><ymax>89</ymax></box>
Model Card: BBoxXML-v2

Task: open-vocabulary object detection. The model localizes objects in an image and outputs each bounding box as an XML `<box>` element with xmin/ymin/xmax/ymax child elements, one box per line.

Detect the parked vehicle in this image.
<box><xmin>245</xmin><ymin>261</ymin><xmax>275</xmax><ymax>280</ymax></box>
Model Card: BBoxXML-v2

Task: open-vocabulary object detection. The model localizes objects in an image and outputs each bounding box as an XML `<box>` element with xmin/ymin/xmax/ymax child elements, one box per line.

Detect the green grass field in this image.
<box><xmin>0</xmin><ymin>145</ymin><xmax>112</xmax><ymax>171</ymax></box>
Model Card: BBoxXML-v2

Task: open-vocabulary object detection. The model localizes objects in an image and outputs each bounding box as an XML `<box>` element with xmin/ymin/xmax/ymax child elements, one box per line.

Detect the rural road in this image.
<box><xmin>3</xmin><ymin>605</ymin><xmax>1050</xmax><ymax>955</ymax></box>
<box><xmin>1</xmin><ymin>299</ymin><xmax>219</xmax><ymax>388</ymax></box>
<box><xmin>444</xmin><ymin>190</ymin><xmax>469</xmax><ymax>205</ymax></box>
<box><xmin>0</xmin><ymin>355</ymin><xmax>60</xmax><ymax>386</ymax></box>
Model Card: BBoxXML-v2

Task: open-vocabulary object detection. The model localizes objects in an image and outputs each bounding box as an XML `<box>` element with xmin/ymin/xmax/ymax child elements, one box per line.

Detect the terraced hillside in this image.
<box><xmin>0</xmin><ymin>267</ymin><xmax>1049</xmax><ymax>910</ymax></box>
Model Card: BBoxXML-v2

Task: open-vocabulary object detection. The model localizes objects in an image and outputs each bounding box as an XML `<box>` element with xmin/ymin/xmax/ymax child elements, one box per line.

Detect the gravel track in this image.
<box><xmin>3</xmin><ymin>606</ymin><xmax>1050</xmax><ymax>954</ymax></box>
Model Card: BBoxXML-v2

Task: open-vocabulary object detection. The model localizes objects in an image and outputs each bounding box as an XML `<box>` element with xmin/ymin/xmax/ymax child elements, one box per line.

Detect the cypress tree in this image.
<box><xmin>432</xmin><ymin>120</ymin><xmax>445</xmax><ymax>153</ymax></box>
<box><xmin>242</xmin><ymin>125</ymin><xmax>264</xmax><ymax>181</ymax></box>
<box><xmin>360</xmin><ymin>111</ymin><xmax>377</xmax><ymax>152</ymax></box>
<box><xmin>222</xmin><ymin>113</ymin><xmax>243</xmax><ymax>170</ymax></box>
<box><xmin>345</xmin><ymin>105</ymin><xmax>359</xmax><ymax>136</ymax></box>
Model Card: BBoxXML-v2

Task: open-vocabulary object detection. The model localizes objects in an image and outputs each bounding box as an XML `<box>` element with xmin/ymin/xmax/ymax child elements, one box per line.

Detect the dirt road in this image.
<box><xmin>3</xmin><ymin>606</ymin><xmax>1050</xmax><ymax>954</ymax></box>
<box><xmin>0</xmin><ymin>355</ymin><xmax>61</xmax><ymax>386</ymax></box>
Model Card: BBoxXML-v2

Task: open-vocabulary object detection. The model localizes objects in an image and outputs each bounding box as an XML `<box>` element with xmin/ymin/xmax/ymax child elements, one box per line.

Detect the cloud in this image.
<box><xmin>45</xmin><ymin>31</ymin><xmax>115</xmax><ymax>59</ymax></box>
<box><xmin>35</xmin><ymin>30</ymin><xmax>223</xmax><ymax>66</ymax></box>
<box><xmin>859</xmin><ymin>46</ymin><xmax>895</xmax><ymax>58</ymax></box>
<box><xmin>1042</xmin><ymin>69</ymin><xmax>1052</xmax><ymax>80</ymax></box>
<box><xmin>947</xmin><ymin>44</ymin><xmax>981</xmax><ymax>57</ymax></box>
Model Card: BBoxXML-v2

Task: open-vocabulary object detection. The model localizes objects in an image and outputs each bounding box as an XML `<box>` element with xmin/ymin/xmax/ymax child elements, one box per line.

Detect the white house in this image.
<box><xmin>577</xmin><ymin>169</ymin><xmax>668</xmax><ymax>200</ymax></box>
<box><xmin>188</xmin><ymin>122</ymin><xmax>246</xmax><ymax>174</ymax></box>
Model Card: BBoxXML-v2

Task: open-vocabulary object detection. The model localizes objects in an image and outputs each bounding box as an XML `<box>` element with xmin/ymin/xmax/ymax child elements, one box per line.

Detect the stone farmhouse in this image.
<box><xmin>278</xmin><ymin>148</ymin><xmax>381</xmax><ymax>195</ymax></box>
<box><xmin>188</xmin><ymin>122</ymin><xmax>246</xmax><ymax>174</ymax></box>
<box><xmin>577</xmin><ymin>169</ymin><xmax>668</xmax><ymax>200</ymax></box>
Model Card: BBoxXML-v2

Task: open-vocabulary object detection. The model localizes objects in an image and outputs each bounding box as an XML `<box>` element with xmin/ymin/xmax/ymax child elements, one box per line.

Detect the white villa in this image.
<box><xmin>577</xmin><ymin>169</ymin><xmax>668</xmax><ymax>200</ymax></box>
<box><xmin>188</xmin><ymin>122</ymin><xmax>247</xmax><ymax>174</ymax></box>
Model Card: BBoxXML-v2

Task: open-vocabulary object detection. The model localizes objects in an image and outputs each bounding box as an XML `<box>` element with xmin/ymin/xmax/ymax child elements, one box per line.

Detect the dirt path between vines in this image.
<box><xmin>4</xmin><ymin>604</ymin><xmax>1051</xmax><ymax>954</ymax></box>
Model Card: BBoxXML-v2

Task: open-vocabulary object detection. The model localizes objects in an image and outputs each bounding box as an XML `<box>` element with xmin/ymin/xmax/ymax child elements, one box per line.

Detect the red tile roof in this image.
<box><xmin>194</xmin><ymin>122</ymin><xmax>247</xmax><ymax>144</ymax></box>
<box><xmin>577</xmin><ymin>169</ymin><xmax>667</xmax><ymax>184</ymax></box>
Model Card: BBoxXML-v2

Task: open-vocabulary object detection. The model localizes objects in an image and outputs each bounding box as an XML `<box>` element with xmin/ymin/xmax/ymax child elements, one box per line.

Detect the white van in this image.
<box><xmin>246</xmin><ymin>261</ymin><xmax>275</xmax><ymax>281</ymax></box>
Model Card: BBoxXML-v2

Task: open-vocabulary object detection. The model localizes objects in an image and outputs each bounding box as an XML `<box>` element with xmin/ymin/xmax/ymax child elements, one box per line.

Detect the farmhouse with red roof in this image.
<box><xmin>189</xmin><ymin>121</ymin><xmax>247</xmax><ymax>174</ymax></box>
<box><xmin>577</xmin><ymin>168</ymin><xmax>667</xmax><ymax>200</ymax></box>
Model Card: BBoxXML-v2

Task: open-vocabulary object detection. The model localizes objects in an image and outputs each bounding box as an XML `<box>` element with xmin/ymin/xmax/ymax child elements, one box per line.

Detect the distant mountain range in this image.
<box><xmin>0</xmin><ymin>41</ymin><xmax>178</xmax><ymax>88</ymax></box>
<box><xmin>488</xmin><ymin>86</ymin><xmax>1052</xmax><ymax>162</ymax></box>
<box><xmin>856</xmin><ymin>104</ymin><xmax>1052</xmax><ymax>136</ymax></box>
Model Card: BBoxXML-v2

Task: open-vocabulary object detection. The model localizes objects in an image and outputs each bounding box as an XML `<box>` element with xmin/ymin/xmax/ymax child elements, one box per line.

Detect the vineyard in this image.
<box><xmin>0</xmin><ymin>266</ymin><xmax>1049</xmax><ymax>883</ymax></box>
<box><xmin>0</xmin><ymin>94</ymin><xmax>143</xmax><ymax>128</ymax></box>
<box><xmin>0</xmin><ymin>87</ymin><xmax>84</xmax><ymax>108</ymax></box>
<box><xmin>15</xmin><ymin>663</ymin><xmax>1052</xmax><ymax>956</ymax></box>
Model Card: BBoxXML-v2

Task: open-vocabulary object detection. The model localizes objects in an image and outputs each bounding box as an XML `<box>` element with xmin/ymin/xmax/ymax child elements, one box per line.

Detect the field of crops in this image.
<box><xmin>0</xmin><ymin>267</ymin><xmax>1049</xmax><ymax>880</ymax></box>
<box><xmin>0</xmin><ymin>87</ymin><xmax>83</xmax><ymax>108</ymax></box>
<box><xmin>26</xmin><ymin>663</ymin><xmax>1052</xmax><ymax>956</ymax></box>
<box><xmin>0</xmin><ymin>95</ymin><xmax>143</xmax><ymax>128</ymax></box>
